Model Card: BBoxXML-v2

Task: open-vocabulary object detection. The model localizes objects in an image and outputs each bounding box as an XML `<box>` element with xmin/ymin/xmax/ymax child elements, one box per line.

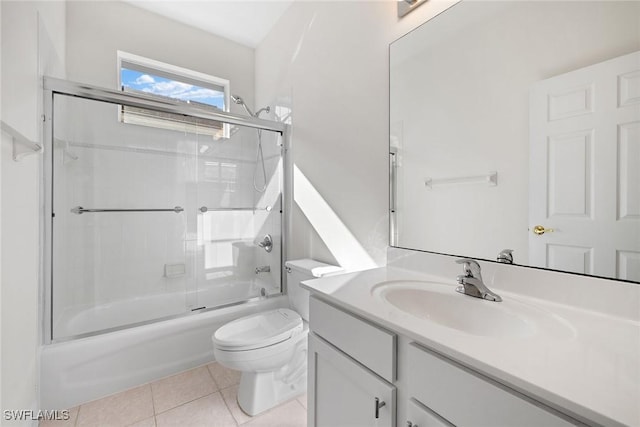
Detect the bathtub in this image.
<box><xmin>53</xmin><ymin>280</ymin><xmax>275</xmax><ymax>339</ymax></box>
<box><xmin>40</xmin><ymin>295</ymin><xmax>287</xmax><ymax>410</ymax></box>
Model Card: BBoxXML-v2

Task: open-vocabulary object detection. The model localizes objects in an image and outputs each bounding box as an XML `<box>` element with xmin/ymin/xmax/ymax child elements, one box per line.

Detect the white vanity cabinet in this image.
<box><xmin>308</xmin><ymin>295</ymin><xmax>586</xmax><ymax>427</ymax></box>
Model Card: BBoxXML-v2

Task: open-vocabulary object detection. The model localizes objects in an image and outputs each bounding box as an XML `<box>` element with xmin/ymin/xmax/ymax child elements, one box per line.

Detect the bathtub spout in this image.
<box><xmin>255</xmin><ymin>266</ymin><xmax>270</xmax><ymax>274</ymax></box>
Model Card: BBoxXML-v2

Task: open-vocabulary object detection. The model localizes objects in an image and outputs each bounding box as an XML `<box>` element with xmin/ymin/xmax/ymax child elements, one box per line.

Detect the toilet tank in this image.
<box><xmin>285</xmin><ymin>259</ymin><xmax>343</xmax><ymax>321</ymax></box>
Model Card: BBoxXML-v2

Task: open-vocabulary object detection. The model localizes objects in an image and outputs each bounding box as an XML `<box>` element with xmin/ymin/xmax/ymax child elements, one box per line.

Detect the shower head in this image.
<box><xmin>231</xmin><ymin>94</ymin><xmax>254</xmax><ymax>117</ymax></box>
<box><xmin>231</xmin><ymin>94</ymin><xmax>270</xmax><ymax>118</ymax></box>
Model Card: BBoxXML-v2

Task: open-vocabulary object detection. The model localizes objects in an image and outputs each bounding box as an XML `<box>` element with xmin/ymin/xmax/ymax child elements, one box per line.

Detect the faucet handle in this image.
<box><xmin>497</xmin><ymin>249</ymin><xmax>514</xmax><ymax>264</ymax></box>
<box><xmin>455</xmin><ymin>258</ymin><xmax>481</xmax><ymax>277</ymax></box>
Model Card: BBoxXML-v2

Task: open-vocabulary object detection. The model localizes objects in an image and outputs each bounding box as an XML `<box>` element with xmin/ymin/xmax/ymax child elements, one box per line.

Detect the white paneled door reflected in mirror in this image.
<box><xmin>390</xmin><ymin>1</ymin><xmax>640</xmax><ymax>283</ymax></box>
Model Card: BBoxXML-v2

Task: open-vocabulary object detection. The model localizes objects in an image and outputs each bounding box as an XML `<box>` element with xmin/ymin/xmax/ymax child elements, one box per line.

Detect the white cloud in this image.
<box><xmin>153</xmin><ymin>80</ymin><xmax>193</xmax><ymax>93</ymax></box>
<box><xmin>175</xmin><ymin>88</ymin><xmax>224</xmax><ymax>101</ymax></box>
<box><xmin>134</xmin><ymin>74</ymin><xmax>155</xmax><ymax>84</ymax></box>
<box><xmin>141</xmin><ymin>80</ymin><xmax>223</xmax><ymax>101</ymax></box>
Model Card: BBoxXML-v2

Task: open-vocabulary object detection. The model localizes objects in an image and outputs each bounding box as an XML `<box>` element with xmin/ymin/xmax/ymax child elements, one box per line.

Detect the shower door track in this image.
<box><xmin>43</xmin><ymin>77</ymin><xmax>286</xmax><ymax>134</ymax></box>
<box><xmin>42</xmin><ymin>76</ymin><xmax>290</xmax><ymax>344</ymax></box>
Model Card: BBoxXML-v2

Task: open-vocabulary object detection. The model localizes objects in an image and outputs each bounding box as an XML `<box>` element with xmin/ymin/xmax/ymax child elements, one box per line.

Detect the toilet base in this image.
<box><xmin>237</xmin><ymin>345</ymin><xmax>307</xmax><ymax>416</ymax></box>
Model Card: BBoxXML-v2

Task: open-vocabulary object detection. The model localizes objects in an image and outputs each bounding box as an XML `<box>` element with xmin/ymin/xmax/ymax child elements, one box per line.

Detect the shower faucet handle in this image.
<box><xmin>257</xmin><ymin>234</ymin><xmax>273</xmax><ymax>253</ymax></box>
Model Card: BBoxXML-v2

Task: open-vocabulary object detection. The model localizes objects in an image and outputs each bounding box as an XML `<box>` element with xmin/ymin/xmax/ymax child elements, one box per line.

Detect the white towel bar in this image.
<box><xmin>425</xmin><ymin>171</ymin><xmax>497</xmax><ymax>189</ymax></box>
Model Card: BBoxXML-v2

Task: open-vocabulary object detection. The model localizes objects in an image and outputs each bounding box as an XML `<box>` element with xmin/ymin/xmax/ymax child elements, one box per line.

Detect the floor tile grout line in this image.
<box><xmin>74</xmin><ymin>387</ymin><xmax>305</xmax><ymax>427</ymax></box>
<box><xmin>70</xmin><ymin>364</ymin><xmax>247</xmax><ymax>426</ymax></box>
<box><xmin>71</xmin><ymin>361</ymin><xmax>220</xmax><ymax>412</ymax></box>
<box><xmin>151</xmin><ymin>365</ymin><xmax>219</xmax><ymax>415</ymax></box>
<box><xmin>153</xmin><ymin>391</ymin><xmax>219</xmax><ymax>417</ymax></box>
<box><xmin>294</xmin><ymin>397</ymin><xmax>307</xmax><ymax>411</ymax></box>
<box><xmin>236</xmin><ymin>394</ymin><xmax>254</xmax><ymax>426</ymax></box>
<box><xmin>148</xmin><ymin>382</ymin><xmax>159</xmax><ymax>422</ymax></box>
<box><xmin>205</xmin><ymin>362</ymin><xmax>223</xmax><ymax>392</ymax></box>
<box><xmin>74</xmin><ymin>405</ymin><xmax>81</xmax><ymax>427</ymax></box>
<box><xmin>241</xmin><ymin>395</ymin><xmax>297</xmax><ymax>425</ymax></box>
<box><xmin>218</xmin><ymin>386</ymin><xmax>240</xmax><ymax>426</ymax></box>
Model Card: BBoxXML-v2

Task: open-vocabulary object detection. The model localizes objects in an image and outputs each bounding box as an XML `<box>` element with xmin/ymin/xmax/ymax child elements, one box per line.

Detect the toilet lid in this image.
<box><xmin>213</xmin><ymin>308</ymin><xmax>303</xmax><ymax>351</ymax></box>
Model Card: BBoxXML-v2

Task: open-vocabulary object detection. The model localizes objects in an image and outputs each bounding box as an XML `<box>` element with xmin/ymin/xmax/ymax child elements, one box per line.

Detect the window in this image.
<box><xmin>117</xmin><ymin>51</ymin><xmax>230</xmax><ymax>138</ymax></box>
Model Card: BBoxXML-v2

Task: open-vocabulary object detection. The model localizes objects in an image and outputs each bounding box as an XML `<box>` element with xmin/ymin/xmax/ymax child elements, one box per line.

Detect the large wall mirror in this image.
<box><xmin>390</xmin><ymin>1</ymin><xmax>640</xmax><ymax>283</ymax></box>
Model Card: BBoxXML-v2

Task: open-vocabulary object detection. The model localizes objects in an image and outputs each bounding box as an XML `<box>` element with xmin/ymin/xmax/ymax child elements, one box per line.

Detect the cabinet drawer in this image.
<box><xmin>408</xmin><ymin>343</ymin><xmax>580</xmax><ymax>427</ymax></box>
<box><xmin>309</xmin><ymin>296</ymin><xmax>396</xmax><ymax>382</ymax></box>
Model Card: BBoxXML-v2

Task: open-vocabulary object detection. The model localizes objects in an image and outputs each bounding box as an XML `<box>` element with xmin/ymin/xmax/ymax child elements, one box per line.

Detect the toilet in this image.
<box><xmin>212</xmin><ymin>259</ymin><xmax>342</xmax><ymax>416</ymax></box>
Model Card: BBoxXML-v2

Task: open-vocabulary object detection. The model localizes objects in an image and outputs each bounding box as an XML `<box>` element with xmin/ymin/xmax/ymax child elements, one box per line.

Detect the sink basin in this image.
<box><xmin>372</xmin><ymin>280</ymin><xmax>574</xmax><ymax>339</ymax></box>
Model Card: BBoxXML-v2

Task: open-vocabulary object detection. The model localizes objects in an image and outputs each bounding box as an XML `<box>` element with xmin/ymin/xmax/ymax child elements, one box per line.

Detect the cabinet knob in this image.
<box><xmin>375</xmin><ymin>397</ymin><xmax>386</xmax><ymax>419</ymax></box>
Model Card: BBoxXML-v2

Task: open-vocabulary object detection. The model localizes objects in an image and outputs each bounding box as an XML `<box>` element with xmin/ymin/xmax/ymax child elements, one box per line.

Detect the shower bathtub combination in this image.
<box><xmin>39</xmin><ymin>78</ymin><xmax>290</xmax><ymax>410</ymax></box>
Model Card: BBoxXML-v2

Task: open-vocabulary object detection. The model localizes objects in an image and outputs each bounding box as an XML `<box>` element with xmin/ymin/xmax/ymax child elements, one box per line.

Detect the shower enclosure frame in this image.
<box><xmin>41</xmin><ymin>76</ymin><xmax>290</xmax><ymax>344</ymax></box>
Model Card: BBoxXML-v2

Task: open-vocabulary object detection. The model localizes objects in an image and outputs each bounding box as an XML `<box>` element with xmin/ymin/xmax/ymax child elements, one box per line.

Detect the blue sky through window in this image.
<box><xmin>121</xmin><ymin>68</ymin><xmax>225</xmax><ymax>109</ymax></box>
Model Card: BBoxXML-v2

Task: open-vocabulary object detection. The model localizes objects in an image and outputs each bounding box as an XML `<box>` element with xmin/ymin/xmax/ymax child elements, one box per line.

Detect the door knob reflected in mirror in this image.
<box><xmin>532</xmin><ymin>225</ymin><xmax>554</xmax><ymax>235</ymax></box>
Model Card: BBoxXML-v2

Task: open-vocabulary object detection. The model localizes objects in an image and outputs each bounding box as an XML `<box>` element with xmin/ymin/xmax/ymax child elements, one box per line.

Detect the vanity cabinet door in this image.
<box><xmin>308</xmin><ymin>333</ymin><xmax>395</xmax><ymax>427</ymax></box>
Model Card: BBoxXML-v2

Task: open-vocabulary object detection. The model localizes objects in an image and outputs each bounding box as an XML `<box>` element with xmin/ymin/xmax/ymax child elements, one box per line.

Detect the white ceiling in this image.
<box><xmin>123</xmin><ymin>1</ymin><xmax>294</xmax><ymax>48</ymax></box>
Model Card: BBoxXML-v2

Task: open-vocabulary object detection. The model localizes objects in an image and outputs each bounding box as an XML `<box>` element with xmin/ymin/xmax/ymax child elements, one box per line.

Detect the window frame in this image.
<box><xmin>116</xmin><ymin>51</ymin><xmax>231</xmax><ymax>137</ymax></box>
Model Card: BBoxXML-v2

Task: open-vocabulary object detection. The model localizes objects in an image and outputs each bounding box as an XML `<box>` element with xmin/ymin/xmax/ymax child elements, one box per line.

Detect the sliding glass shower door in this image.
<box><xmin>50</xmin><ymin>89</ymin><xmax>283</xmax><ymax>341</ymax></box>
<box><xmin>194</xmin><ymin>125</ymin><xmax>283</xmax><ymax>311</ymax></box>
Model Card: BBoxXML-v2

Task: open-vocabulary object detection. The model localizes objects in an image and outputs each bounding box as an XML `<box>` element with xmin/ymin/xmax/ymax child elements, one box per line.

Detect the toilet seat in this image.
<box><xmin>213</xmin><ymin>308</ymin><xmax>303</xmax><ymax>351</ymax></box>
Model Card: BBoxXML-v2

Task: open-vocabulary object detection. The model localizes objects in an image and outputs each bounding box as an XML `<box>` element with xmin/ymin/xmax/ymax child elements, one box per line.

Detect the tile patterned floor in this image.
<box><xmin>39</xmin><ymin>363</ymin><xmax>308</xmax><ymax>427</ymax></box>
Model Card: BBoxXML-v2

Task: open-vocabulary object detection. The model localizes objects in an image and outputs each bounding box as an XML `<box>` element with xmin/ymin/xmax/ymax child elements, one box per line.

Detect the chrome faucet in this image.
<box><xmin>255</xmin><ymin>265</ymin><xmax>271</xmax><ymax>274</ymax></box>
<box><xmin>455</xmin><ymin>258</ymin><xmax>502</xmax><ymax>302</ymax></box>
<box><xmin>497</xmin><ymin>249</ymin><xmax>514</xmax><ymax>264</ymax></box>
<box><xmin>257</xmin><ymin>234</ymin><xmax>273</xmax><ymax>253</ymax></box>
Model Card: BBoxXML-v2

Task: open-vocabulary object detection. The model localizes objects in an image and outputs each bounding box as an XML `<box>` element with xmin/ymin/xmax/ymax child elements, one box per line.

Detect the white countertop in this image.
<box><xmin>301</xmin><ymin>266</ymin><xmax>640</xmax><ymax>427</ymax></box>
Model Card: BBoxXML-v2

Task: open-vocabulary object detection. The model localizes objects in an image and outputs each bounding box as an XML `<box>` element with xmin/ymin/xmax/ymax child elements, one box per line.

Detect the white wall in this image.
<box><xmin>1</xmin><ymin>1</ymin><xmax>65</xmax><ymax>423</ymax></box>
<box><xmin>1</xmin><ymin>1</ymin><xmax>4</xmax><ymax>415</ymax></box>
<box><xmin>65</xmin><ymin>0</ymin><xmax>256</xmax><ymax>115</ymax></box>
<box><xmin>255</xmin><ymin>0</ymin><xmax>456</xmax><ymax>272</ymax></box>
